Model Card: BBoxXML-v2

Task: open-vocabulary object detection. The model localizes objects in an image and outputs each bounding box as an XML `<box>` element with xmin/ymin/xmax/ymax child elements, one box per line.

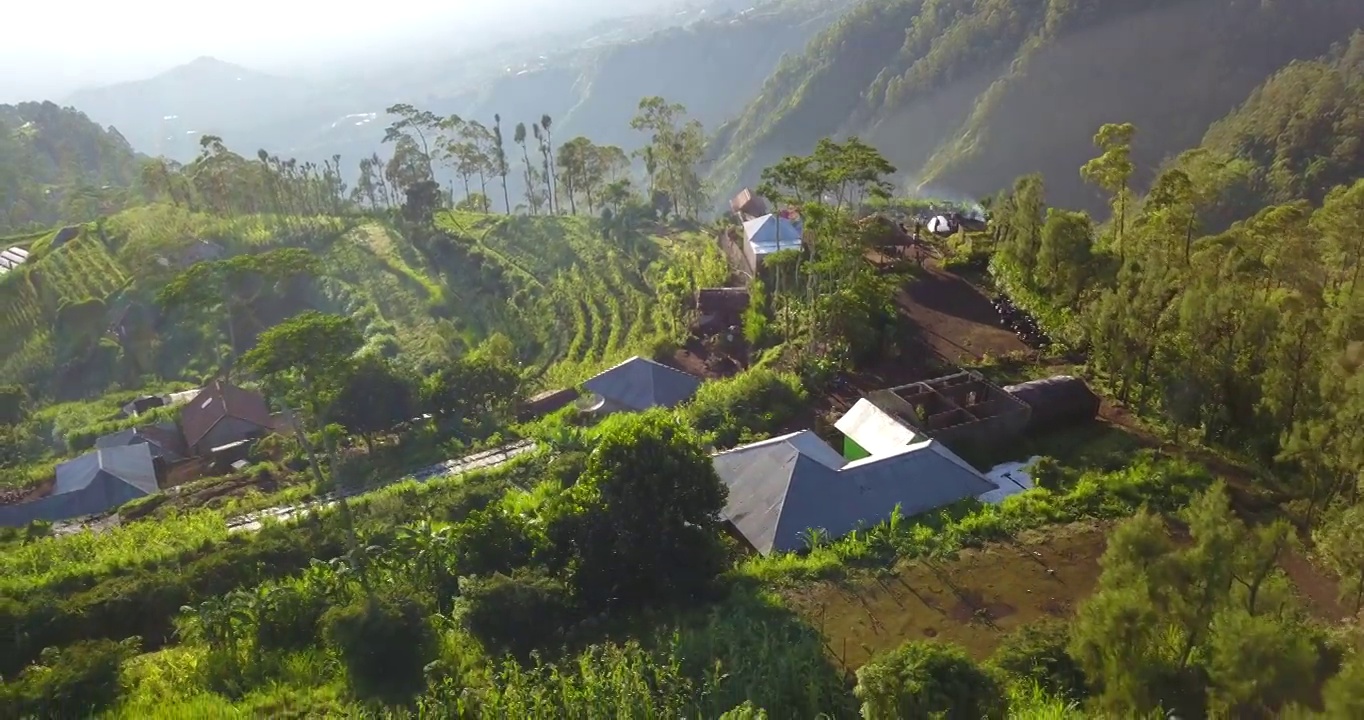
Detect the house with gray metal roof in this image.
<box><xmin>0</xmin><ymin>444</ymin><xmax>159</xmax><ymax>526</ymax></box>
<box><xmin>95</xmin><ymin>422</ymin><xmax>188</xmax><ymax>465</ymax></box>
<box><xmin>713</xmin><ymin>430</ymin><xmax>997</xmax><ymax>555</ymax></box>
<box><xmin>581</xmin><ymin>356</ymin><xmax>701</xmax><ymax>414</ymax></box>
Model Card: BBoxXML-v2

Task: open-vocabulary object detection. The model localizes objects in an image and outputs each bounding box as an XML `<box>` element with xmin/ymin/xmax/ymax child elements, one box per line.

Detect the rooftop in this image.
<box><xmin>714</xmin><ymin>430</ymin><xmax>997</xmax><ymax>555</ymax></box>
<box><xmin>582</xmin><ymin>356</ymin><xmax>702</xmax><ymax>412</ymax></box>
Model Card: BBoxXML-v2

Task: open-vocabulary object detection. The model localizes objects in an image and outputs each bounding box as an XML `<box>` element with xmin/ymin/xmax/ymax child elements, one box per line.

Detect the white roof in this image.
<box><xmin>834</xmin><ymin>398</ymin><xmax>920</xmax><ymax>455</ymax></box>
<box><xmin>741</xmin><ymin>214</ymin><xmax>804</xmax><ymax>256</ymax></box>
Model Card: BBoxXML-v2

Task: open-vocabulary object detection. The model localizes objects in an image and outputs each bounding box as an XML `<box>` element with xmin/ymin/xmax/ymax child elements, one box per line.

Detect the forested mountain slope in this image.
<box><xmin>0</xmin><ymin>102</ymin><xmax>141</xmax><ymax>233</ymax></box>
<box><xmin>1174</xmin><ymin>31</ymin><xmax>1364</xmax><ymax>228</ymax></box>
<box><xmin>710</xmin><ymin>0</ymin><xmax>1364</xmax><ymax>214</ymax></box>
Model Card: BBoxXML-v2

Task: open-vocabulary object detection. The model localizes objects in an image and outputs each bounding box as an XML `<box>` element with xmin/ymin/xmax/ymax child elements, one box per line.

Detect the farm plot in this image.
<box><xmin>781</xmin><ymin>522</ymin><xmax>1109</xmax><ymax>670</ymax></box>
<box><xmin>895</xmin><ymin>259</ymin><xmax>1028</xmax><ymax>364</ymax></box>
<box><xmin>451</xmin><ymin>213</ymin><xmax>676</xmax><ymax>386</ymax></box>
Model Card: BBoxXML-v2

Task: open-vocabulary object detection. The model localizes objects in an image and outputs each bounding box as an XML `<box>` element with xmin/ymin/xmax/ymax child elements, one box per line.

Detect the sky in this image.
<box><xmin>0</xmin><ymin>0</ymin><xmax>662</xmax><ymax>102</ymax></box>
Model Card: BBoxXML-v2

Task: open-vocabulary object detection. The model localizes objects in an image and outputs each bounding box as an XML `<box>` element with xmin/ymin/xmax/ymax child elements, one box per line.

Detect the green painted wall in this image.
<box><xmin>844</xmin><ymin>436</ymin><xmax>871</xmax><ymax>461</ymax></box>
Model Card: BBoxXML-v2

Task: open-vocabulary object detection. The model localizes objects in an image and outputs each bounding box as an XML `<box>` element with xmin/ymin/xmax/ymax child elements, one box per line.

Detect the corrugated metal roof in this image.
<box><xmin>55</xmin><ymin>444</ymin><xmax>158</xmax><ymax>496</ymax></box>
<box><xmin>834</xmin><ymin>398</ymin><xmax>920</xmax><ymax>455</ymax></box>
<box><xmin>741</xmin><ymin>214</ymin><xmax>804</xmax><ymax>257</ymax></box>
<box><xmin>180</xmin><ymin>380</ymin><xmax>273</xmax><ymax>448</ymax></box>
<box><xmin>582</xmin><ymin>356</ymin><xmax>701</xmax><ymax>412</ymax></box>
<box><xmin>714</xmin><ymin>430</ymin><xmax>997</xmax><ymax>555</ymax></box>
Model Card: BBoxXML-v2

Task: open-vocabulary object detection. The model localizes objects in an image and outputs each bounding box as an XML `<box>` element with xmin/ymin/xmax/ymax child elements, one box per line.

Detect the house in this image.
<box><xmin>0</xmin><ymin>444</ymin><xmax>159</xmax><ymax>527</ymax></box>
<box><xmin>713</xmin><ymin>430</ymin><xmax>998</xmax><ymax>555</ymax></box>
<box><xmin>1004</xmin><ymin>376</ymin><xmax>1100</xmax><ymax>432</ymax></box>
<box><xmin>581</xmin><ymin>356</ymin><xmax>702</xmax><ymax>414</ymax></box>
<box><xmin>95</xmin><ymin>422</ymin><xmax>188</xmax><ymax>470</ymax></box>
<box><xmin>740</xmin><ymin>213</ymin><xmax>804</xmax><ymax>272</ymax></box>
<box><xmin>119</xmin><ymin>394</ymin><xmax>167</xmax><ymax>418</ymax></box>
<box><xmin>180</xmin><ymin>380</ymin><xmax>275</xmax><ymax>455</ymax></box>
<box><xmin>730</xmin><ymin>188</ymin><xmax>768</xmax><ymax>219</ymax></box>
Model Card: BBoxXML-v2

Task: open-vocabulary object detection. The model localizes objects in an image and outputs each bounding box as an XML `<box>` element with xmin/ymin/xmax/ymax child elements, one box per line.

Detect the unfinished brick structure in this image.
<box><xmin>865</xmin><ymin>371</ymin><xmax>1031</xmax><ymax>451</ymax></box>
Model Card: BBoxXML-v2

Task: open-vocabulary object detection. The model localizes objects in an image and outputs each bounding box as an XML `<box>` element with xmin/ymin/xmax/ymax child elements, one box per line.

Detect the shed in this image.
<box><xmin>581</xmin><ymin>356</ymin><xmax>701</xmax><ymax>414</ymax></box>
<box><xmin>713</xmin><ymin>430</ymin><xmax>996</xmax><ymax>555</ymax></box>
<box><xmin>0</xmin><ymin>246</ymin><xmax>28</xmax><ymax>274</ymax></box>
<box><xmin>1004</xmin><ymin>375</ymin><xmax>1100</xmax><ymax>431</ymax></box>
<box><xmin>120</xmin><ymin>394</ymin><xmax>167</xmax><ymax>418</ymax></box>
<box><xmin>730</xmin><ymin>188</ymin><xmax>768</xmax><ymax>219</ymax></box>
<box><xmin>0</xmin><ymin>444</ymin><xmax>159</xmax><ymax>526</ymax></box>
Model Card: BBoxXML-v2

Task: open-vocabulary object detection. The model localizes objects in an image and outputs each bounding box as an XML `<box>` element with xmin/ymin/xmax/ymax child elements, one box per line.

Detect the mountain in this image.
<box><xmin>709</xmin><ymin>0</ymin><xmax>1364</xmax><ymax>214</ymax></box>
<box><xmin>63</xmin><ymin>57</ymin><xmax>329</xmax><ymax>160</ymax></box>
<box><xmin>1175</xmin><ymin>31</ymin><xmax>1364</xmax><ymax>227</ymax></box>
<box><xmin>0</xmin><ymin>102</ymin><xmax>141</xmax><ymax>233</ymax></box>
<box><xmin>57</xmin><ymin>0</ymin><xmax>853</xmax><ymax>175</ymax></box>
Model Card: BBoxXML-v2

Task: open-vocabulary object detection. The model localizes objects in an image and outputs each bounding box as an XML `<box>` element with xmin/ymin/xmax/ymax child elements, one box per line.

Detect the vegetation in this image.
<box><xmin>710</xmin><ymin>1</ymin><xmax>1364</xmax><ymax>215</ymax></box>
<box><xmin>5</xmin><ymin>15</ymin><xmax>1364</xmax><ymax>716</ymax></box>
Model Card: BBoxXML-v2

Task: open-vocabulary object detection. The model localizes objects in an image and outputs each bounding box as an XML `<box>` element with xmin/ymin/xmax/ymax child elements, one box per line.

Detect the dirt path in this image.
<box><xmin>896</xmin><ymin>261</ymin><xmax>1028</xmax><ymax>365</ymax></box>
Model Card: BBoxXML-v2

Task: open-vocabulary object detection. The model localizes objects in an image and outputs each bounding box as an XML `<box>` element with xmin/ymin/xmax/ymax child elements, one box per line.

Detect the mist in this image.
<box><xmin>0</xmin><ymin>0</ymin><xmax>687</xmax><ymax>103</ymax></box>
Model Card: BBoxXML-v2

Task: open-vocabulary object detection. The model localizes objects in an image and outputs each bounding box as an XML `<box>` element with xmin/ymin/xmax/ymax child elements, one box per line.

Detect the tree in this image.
<box><xmin>331</xmin><ymin>355</ymin><xmax>416</xmax><ymax>451</ymax></box>
<box><xmin>1080</xmin><ymin>122</ymin><xmax>1137</xmax><ymax>260</ymax></box>
<box><xmin>1313</xmin><ymin>503</ymin><xmax>1364</xmax><ymax>616</ymax></box>
<box><xmin>540</xmin><ymin>114</ymin><xmax>558</xmax><ymax>214</ymax></box>
<box><xmin>383</xmin><ymin>104</ymin><xmax>441</xmax><ymax>180</ymax></box>
<box><xmin>546</xmin><ymin>409</ymin><xmax>728</xmax><ymax>611</ymax></box>
<box><xmin>157</xmin><ymin>248</ymin><xmax>319</xmax><ymax>378</ymax></box>
<box><xmin>855</xmin><ymin>641</ymin><xmax>1007</xmax><ymax>720</ymax></box>
<box><xmin>630</xmin><ymin>96</ymin><xmax>706</xmax><ymax>219</ymax></box>
<box><xmin>0</xmin><ymin>384</ymin><xmax>29</xmax><ymax>426</ymax></box>
<box><xmin>491</xmin><ymin>114</ymin><xmax>511</xmax><ymax>214</ymax></box>
<box><xmin>1036</xmin><ymin>208</ymin><xmax>1095</xmax><ymax>304</ymax></box>
<box><xmin>240</xmin><ymin>311</ymin><xmax>363</xmax><ymax>419</ymax></box>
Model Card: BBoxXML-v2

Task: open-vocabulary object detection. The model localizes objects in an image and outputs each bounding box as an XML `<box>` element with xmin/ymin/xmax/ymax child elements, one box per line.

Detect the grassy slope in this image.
<box><xmin>710</xmin><ymin>0</ymin><xmax>1364</xmax><ymax>214</ymax></box>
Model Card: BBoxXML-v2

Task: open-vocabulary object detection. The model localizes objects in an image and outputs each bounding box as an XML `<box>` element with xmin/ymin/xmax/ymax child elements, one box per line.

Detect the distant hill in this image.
<box><xmin>64</xmin><ymin>57</ymin><xmax>327</xmax><ymax>161</ymax></box>
<box><xmin>55</xmin><ymin>0</ymin><xmax>853</xmax><ymax>174</ymax></box>
<box><xmin>708</xmin><ymin>0</ymin><xmax>1364</xmax><ymax>215</ymax></box>
<box><xmin>0</xmin><ymin>102</ymin><xmax>141</xmax><ymax>233</ymax></box>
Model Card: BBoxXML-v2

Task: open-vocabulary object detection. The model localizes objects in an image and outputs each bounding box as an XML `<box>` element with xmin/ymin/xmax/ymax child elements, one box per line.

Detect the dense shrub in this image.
<box><xmin>0</xmin><ymin>638</ymin><xmax>139</xmax><ymax>719</ymax></box>
<box><xmin>546</xmin><ymin>450</ymin><xmax>589</xmax><ymax>487</ymax></box>
<box><xmin>456</xmin><ymin>569</ymin><xmax>578</xmax><ymax>661</ymax></box>
<box><xmin>681</xmin><ymin>368</ymin><xmax>807</xmax><ymax>448</ymax></box>
<box><xmin>450</xmin><ymin>507</ymin><xmax>540</xmax><ymax>578</ymax></box>
<box><xmin>855</xmin><ymin>641</ymin><xmax>1008</xmax><ymax>720</ymax></box>
<box><xmin>990</xmin><ymin>619</ymin><xmax>1090</xmax><ymax>701</ymax></box>
<box><xmin>322</xmin><ymin>592</ymin><xmax>437</xmax><ymax>703</ymax></box>
<box><xmin>253</xmin><ymin>583</ymin><xmax>330</xmax><ymax>653</ymax></box>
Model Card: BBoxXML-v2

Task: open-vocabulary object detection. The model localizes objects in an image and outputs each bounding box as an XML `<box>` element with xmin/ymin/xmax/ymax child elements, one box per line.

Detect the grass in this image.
<box><xmin>0</xmin><ymin>509</ymin><xmax>228</xmax><ymax>597</ymax></box>
<box><xmin>781</xmin><ymin>521</ymin><xmax>1109</xmax><ymax>669</ymax></box>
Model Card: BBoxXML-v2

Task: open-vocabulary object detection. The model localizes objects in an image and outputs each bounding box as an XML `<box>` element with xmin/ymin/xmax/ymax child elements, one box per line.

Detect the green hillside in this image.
<box><xmin>0</xmin><ymin>203</ymin><xmax>721</xmax><ymax>401</ymax></box>
<box><xmin>709</xmin><ymin>0</ymin><xmax>1364</xmax><ymax>214</ymax></box>
<box><xmin>0</xmin><ymin>102</ymin><xmax>142</xmax><ymax>233</ymax></box>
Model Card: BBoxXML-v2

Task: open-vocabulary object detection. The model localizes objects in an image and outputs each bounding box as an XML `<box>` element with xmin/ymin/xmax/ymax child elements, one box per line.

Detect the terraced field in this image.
<box><xmin>438</xmin><ymin>212</ymin><xmax>723</xmax><ymax>388</ymax></box>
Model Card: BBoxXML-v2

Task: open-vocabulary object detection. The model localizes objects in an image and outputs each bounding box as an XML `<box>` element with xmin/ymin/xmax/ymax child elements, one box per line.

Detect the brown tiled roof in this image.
<box><xmin>180</xmin><ymin>380</ymin><xmax>273</xmax><ymax>448</ymax></box>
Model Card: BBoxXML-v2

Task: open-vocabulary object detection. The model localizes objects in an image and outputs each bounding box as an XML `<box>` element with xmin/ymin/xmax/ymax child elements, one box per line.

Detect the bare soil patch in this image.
<box><xmin>896</xmin><ymin>260</ymin><xmax>1029</xmax><ymax>366</ymax></box>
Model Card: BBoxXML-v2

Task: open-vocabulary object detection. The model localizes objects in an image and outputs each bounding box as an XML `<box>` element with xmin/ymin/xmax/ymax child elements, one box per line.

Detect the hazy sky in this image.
<box><xmin>0</xmin><ymin>0</ymin><xmax>662</xmax><ymax>102</ymax></box>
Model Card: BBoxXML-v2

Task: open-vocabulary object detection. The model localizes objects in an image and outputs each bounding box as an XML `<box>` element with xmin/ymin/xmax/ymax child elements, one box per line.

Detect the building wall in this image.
<box><xmin>844</xmin><ymin>436</ymin><xmax>872</xmax><ymax>461</ymax></box>
<box><xmin>199</xmin><ymin>417</ymin><xmax>267</xmax><ymax>454</ymax></box>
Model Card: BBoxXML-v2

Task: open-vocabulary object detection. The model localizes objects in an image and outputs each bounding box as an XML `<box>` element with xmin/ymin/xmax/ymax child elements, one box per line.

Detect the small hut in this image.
<box><xmin>1004</xmin><ymin>376</ymin><xmax>1100</xmax><ymax>432</ymax></box>
<box><xmin>730</xmin><ymin>188</ymin><xmax>768</xmax><ymax>219</ymax></box>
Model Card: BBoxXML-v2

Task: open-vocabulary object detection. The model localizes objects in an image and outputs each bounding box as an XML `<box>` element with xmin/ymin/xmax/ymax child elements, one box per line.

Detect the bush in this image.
<box><xmin>681</xmin><ymin>368</ymin><xmax>807</xmax><ymax>448</ymax></box>
<box><xmin>855</xmin><ymin>641</ymin><xmax>1008</xmax><ymax>720</ymax></box>
<box><xmin>254</xmin><ymin>583</ymin><xmax>330</xmax><ymax>653</ymax></box>
<box><xmin>322</xmin><ymin>592</ymin><xmax>437</xmax><ymax>703</ymax></box>
<box><xmin>0</xmin><ymin>638</ymin><xmax>140</xmax><ymax>718</ymax></box>
<box><xmin>456</xmin><ymin>568</ymin><xmax>577</xmax><ymax>661</ymax></box>
<box><xmin>990</xmin><ymin>619</ymin><xmax>1089</xmax><ymax>701</ymax></box>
